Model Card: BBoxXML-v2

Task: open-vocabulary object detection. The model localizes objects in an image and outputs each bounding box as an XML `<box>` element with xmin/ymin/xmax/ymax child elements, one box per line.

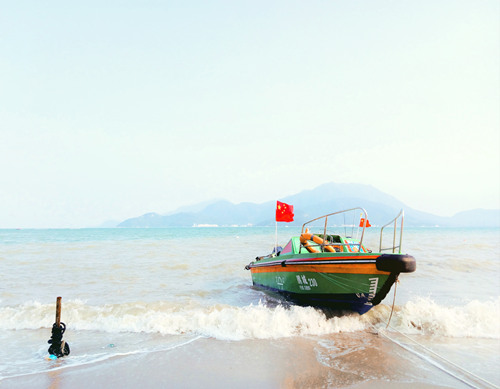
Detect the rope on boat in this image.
<box><xmin>385</xmin><ymin>275</ymin><xmax>398</xmax><ymax>329</ymax></box>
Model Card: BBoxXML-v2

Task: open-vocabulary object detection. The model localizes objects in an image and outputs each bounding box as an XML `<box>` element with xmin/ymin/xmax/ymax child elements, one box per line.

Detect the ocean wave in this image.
<box><xmin>1</xmin><ymin>297</ymin><xmax>498</xmax><ymax>340</ymax></box>
<box><xmin>0</xmin><ymin>300</ymin><xmax>366</xmax><ymax>340</ymax></box>
<box><xmin>381</xmin><ymin>296</ymin><xmax>500</xmax><ymax>339</ymax></box>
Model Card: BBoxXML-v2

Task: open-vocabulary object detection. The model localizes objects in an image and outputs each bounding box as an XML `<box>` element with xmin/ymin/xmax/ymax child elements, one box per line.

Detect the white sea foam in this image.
<box><xmin>0</xmin><ymin>300</ymin><xmax>366</xmax><ymax>340</ymax></box>
<box><xmin>1</xmin><ymin>297</ymin><xmax>499</xmax><ymax>340</ymax></box>
<box><xmin>367</xmin><ymin>296</ymin><xmax>500</xmax><ymax>339</ymax></box>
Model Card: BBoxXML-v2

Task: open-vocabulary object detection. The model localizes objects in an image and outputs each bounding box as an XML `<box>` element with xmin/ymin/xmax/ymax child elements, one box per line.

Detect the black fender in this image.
<box><xmin>376</xmin><ymin>254</ymin><xmax>416</xmax><ymax>273</ymax></box>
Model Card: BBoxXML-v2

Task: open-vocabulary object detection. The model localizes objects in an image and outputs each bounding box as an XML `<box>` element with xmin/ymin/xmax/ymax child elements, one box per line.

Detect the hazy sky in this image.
<box><xmin>1</xmin><ymin>1</ymin><xmax>499</xmax><ymax>228</ymax></box>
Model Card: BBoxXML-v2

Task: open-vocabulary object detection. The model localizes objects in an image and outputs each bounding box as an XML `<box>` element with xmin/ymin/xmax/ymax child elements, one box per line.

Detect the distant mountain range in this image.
<box><xmin>116</xmin><ymin>182</ymin><xmax>500</xmax><ymax>228</ymax></box>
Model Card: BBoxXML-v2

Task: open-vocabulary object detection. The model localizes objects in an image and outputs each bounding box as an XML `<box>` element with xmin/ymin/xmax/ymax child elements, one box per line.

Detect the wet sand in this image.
<box><xmin>1</xmin><ymin>334</ymin><xmax>467</xmax><ymax>389</ymax></box>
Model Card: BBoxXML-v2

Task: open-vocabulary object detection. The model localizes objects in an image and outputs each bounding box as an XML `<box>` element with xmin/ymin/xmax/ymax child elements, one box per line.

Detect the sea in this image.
<box><xmin>0</xmin><ymin>226</ymin><xmax>499</xmax><ymax>388</ymax></box>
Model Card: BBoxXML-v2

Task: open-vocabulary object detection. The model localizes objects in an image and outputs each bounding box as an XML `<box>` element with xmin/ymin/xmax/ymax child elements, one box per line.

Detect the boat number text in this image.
<box><xmin>296</xmin><ymin>275</ymin><xmax>318</xmax><ymax>291</ymax></box>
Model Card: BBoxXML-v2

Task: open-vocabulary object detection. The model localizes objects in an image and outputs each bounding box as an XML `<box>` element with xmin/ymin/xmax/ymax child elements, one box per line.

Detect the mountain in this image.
<box><xmin>163</xmin><ymin>198</ymin><xmax>226</xmax><ymax>215</ymax></box>
<box><xmin>116</xmin><ymin>182</ymin><xmax>500</xmax><ymax>228</ymax></box>
<box><xmin>448</xmin><ymin>209</ymin><xmax>500</xmax><ymax>227</ymax></box>
<box><xmin>118</xmin><ymin>201</ymin><xmax>274</xmax><ymax>228</ymax></box>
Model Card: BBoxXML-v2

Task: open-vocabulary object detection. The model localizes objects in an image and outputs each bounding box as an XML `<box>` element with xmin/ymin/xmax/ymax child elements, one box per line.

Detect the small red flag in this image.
<box><xmin>276</xmin><ymin>201</ymin><xmax>294</xmax><ymax>222</ymax></box>
<box><xmin>359</xmin><ymin>218</ymin><xmax>371</xmax><ymax>227</ymax></box>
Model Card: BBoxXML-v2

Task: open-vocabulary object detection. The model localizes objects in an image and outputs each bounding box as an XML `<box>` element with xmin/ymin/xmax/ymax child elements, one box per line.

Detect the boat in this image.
<box><xmin>245</xmin><ymin>207</ymin><xmax>416</xmax><ymax>314</ymax></box>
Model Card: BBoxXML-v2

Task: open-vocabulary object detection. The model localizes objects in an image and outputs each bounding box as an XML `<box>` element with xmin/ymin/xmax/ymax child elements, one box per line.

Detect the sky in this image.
<box><xmin>1</xmin><ymin>1</ymin><xmax>499</xmax><ymax>228</ymax></box>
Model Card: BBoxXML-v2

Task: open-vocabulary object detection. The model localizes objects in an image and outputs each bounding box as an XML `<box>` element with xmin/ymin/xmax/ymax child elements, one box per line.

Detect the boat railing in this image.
<box><xmin>299</xmin><ymin>241</ymin><xmax>363</xmax><ymax>253</ymax></box>
<box><xmin>379</xmin><ymin>209</ymin><xmax>404</xmax><ymax>253</ymax></box>
<box><xmin>301</xmin><ymin>207</ymin><xmax>369</xmax><ymax>251</ymax></box>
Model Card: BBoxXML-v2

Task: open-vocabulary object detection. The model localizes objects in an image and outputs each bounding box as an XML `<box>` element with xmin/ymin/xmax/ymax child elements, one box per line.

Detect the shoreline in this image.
<box><xmin>1</xmin><ymin>336</ymin><xmax>470</xmax><ymax>389</ymax></box>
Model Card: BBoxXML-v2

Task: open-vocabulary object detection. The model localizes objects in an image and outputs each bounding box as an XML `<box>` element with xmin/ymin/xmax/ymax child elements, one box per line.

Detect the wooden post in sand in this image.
<box><xmin>47</xmin><ymin>296</ymin><xmax>70</xmax><ymax>358</ymax></box>
<box><xmin>55</xmin><ymin>297</ymin><xmax>62</xmax><ymax>328</ymax></box>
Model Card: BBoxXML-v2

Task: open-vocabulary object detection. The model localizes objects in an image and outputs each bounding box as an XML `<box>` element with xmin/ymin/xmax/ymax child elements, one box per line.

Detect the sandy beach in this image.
<box><xmin>1</xmin><ymin>335</ymin><xmax>474</xmax><ymax>389</ymax></box>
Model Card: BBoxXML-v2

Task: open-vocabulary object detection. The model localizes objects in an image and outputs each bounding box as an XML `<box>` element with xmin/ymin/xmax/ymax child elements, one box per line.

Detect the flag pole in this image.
<box><xmin>275</xmin><ymin>221</ymin><xmax>278</xmax><ymax>255</ymax></box>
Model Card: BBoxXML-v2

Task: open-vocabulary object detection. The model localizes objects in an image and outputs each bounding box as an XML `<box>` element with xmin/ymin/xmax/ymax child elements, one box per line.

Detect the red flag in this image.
<box><xmin>359</xmin><ymin>218</ymin><xmax>371</xmax><ymax>227</ymax></box>
<box><xmin>276</xmin><ymin>201</ymin><xmax>294</xmax><ymax>222</ymax></box>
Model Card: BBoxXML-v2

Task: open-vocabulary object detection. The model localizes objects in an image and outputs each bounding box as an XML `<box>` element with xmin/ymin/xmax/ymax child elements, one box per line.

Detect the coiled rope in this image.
<box><xmin>48</xmin><ymin>322</ymin><xmax>70</xmax><ymax>358</ymax></box>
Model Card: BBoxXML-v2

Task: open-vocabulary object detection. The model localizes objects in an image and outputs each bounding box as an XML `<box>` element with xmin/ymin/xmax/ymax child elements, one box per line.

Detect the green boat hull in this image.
<box><xmin>251</xmin><ymin>269</ymin><xmax>391</xmax><ymax>314</ymax></box>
